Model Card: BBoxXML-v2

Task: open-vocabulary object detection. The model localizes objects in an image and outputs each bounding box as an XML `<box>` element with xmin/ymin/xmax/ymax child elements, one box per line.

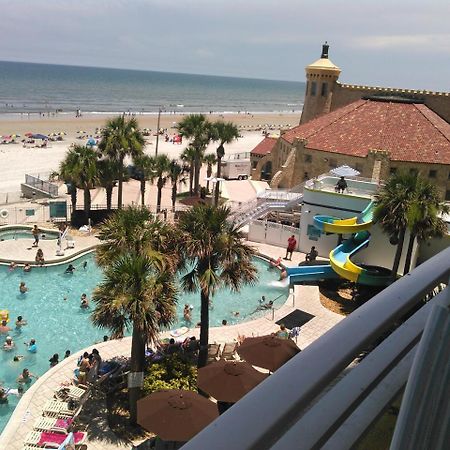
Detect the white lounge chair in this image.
<box><xmin>33</xmin><ymin>416</ymin><xmax>73</xmax><ymax>432</ymax></box>
<box><xmin>24</xmin><ymin>430</ymin><xmax>86</xmax><ymax>447</ymax></box>
<box><xmin>221</xmin><ymin>342</ymin><xmax>238</xmax><ymax>360</ymax></box>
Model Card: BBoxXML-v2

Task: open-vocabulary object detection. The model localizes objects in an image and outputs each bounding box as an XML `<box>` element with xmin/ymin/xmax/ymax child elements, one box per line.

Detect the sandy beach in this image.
<box><xmin>0</xmin><ymin>112</ymin><xmax>297</xmax><ymax>195</ymax></box>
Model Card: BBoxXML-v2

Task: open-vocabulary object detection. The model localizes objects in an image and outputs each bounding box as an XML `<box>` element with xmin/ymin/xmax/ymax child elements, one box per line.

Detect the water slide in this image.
<box><xmin>287</xmin><ymin>202</ymin><xmax>391</xmax><ymax>286</ymax></box>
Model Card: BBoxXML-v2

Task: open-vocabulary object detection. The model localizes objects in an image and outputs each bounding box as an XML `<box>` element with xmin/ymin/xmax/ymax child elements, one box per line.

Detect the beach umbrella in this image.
<box><xmin>77</xmin><ymin>130</ymin><xmax>86</xmax><ymax>134</ymax></box>
<box><xmin>25</xmin><ymin>132</ymin><xmax>33</xmax><ymax>137</ymax></box>
<box><xmin>330</xmin><ymin>165</ymin><xmax>360</xmax><ymax>177</ymax></box>
<box><xmin>31</xmin><ymin>133</ymin><xmax>48</xmax><ymax>140</ymax></box>
<box><xmin>57</xmin><ymin>432</ymin><xmax>75</xmax><ymax>450</ymax></box>
<box><xmin>198</xmin><ymin>360</ymin><xmax>268</xmax><ymax>403</ymax></box>
<box><xmin>137</xmin><ymin>389</ymin><xmax>219</xmax><ymax>442</ymax></box>
<box><xmin>86</xmin><ymin>138</ymin><xmax>96</xmax><ymax>146</ymax></box>
<box><xmin>237</xmin><ymin>335</ymin><xmax>300</xmax><ymax>372</ymax></box>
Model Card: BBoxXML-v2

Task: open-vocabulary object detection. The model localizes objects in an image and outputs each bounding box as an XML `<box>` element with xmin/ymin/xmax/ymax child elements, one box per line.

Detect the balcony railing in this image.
<box><xmin>182</xmin><ymin>247</ymin><xmax>450</xmax><ymax>450</ymax></box>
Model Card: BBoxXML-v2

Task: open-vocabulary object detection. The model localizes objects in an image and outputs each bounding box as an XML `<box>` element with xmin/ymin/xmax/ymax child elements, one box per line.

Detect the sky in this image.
<box><xmin>1</xmin><ymin>0</ymin><xmax>449</xmax><ymax>91</ymax></box>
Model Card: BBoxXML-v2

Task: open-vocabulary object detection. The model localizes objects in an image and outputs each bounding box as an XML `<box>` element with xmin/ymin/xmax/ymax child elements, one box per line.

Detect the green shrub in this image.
<box><xmin>143</xmin><ymin>354</ymin><xmax>198</xmax><ymax>395</ymax></box>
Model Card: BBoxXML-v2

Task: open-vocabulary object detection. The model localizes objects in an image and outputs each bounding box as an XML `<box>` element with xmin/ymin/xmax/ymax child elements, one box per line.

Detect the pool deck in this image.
<box><xmin>0</xmin><ymin>242</ymin><xmax>343</xmax><ymax>449</ymax></box>
<box><xmin>0</xmin><ymin>227</ymin><xmax>99</xmax><ymax>265</ymax></box>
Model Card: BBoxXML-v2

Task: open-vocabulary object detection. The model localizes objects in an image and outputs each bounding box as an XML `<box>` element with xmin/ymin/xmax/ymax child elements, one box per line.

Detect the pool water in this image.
<box><xmin>0</xmin><ymin>253</ymin><xmax>286</xmax><ymax>432</ymax></box>
<box><xmin>0</xmin><ymin>229</ymin><xmax>59</xmax><ymax>241</ymax></box>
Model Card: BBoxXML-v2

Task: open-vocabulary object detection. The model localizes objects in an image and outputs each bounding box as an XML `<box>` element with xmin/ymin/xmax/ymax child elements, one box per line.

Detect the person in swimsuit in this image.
<box><xmin>78</xmin><ymin>352</ymin><xmax>91</xmax><ymax>384</ymax></box>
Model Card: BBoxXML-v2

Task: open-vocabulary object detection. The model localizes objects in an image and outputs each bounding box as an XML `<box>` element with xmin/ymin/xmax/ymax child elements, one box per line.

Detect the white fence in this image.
<box><xmin>248</xmin><ymin>220</ymin><xmax>300</xmax><ymax>250</ymax></box>
<box><xmin>0</xmin><ymin>204</ymin><xmax>52</xmax><ymax>225</ymax></box>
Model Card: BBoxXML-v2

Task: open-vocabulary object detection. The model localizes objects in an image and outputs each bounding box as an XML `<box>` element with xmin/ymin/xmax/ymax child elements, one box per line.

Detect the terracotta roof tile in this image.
<box><xmin>250</xmin><ymin>136</ymin><xmax>278</xmax><ymax>156</ymax></box>
<box><xmin>282</xmin><ymin>99</ymin><xmax>450</xmax><ymax>164</ymax></box>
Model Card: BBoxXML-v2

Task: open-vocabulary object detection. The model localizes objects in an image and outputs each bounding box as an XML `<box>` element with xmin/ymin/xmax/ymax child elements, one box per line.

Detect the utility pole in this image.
<box><xmin>155</xmin><ymin>106</ymin><xmax>162</xmax><ymax>157</ymax></box>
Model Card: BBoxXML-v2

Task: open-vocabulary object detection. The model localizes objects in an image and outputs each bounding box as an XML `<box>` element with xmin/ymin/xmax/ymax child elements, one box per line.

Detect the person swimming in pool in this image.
<box><xmin>25</xmin><ymin>338</ymin><xmax>37</xmax><ymax>353</ymax></box>
<box><xmin>15</xmin><ymin>316</ymin><xmax>27</xmax><ymax>329</ymax></box>
<box><xmin>80</xmin><ymin>293</ymin><xmax>89</xmax><ymax>309</ymax></box>
<box><xmin>65</xmin><ymin>264</ymin><xmax>75</xmax><ymax>274</ymax></box>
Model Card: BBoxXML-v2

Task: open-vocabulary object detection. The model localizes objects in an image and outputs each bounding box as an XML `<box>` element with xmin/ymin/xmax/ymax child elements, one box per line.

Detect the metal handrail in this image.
<box><xmin>25</xmin><ymin>174</ymin><xmax>59</xmax><ymax>197</ymax></box>
<box><xmin>181</xmin><ymin>247</ymin><xmax>450</xmax><ymax>450</ymax></box>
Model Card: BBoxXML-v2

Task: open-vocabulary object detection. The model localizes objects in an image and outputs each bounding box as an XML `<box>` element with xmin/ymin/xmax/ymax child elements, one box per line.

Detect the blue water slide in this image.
<box><xmin>286</xmin><ymin>264</ymin><xmax>340</xmax><ymax>284</ymax></box>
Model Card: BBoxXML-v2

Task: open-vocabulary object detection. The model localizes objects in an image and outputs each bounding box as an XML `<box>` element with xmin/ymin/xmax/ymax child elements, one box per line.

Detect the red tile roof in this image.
<box><xmin>282</xmin><ymin>99</ymin><xmax>450</xmax><ymax>164</ymax></box>
<box><xmin>250</xmin><ymin>136</ymin><xmax>278</xmax><ymax>156</ymax></box>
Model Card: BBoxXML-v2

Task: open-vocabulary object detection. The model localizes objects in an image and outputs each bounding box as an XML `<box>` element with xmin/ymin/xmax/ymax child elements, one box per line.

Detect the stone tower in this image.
<box><xmin>300</xmin><ymin>42</ymin><xmax>341</xmax><ymax>124</ymax></box>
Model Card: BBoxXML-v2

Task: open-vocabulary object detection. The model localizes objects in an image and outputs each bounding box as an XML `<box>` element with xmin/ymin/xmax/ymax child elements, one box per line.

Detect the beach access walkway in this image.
<box><xmin>0</xmin><ymin>243</ymin><xmax>343</xmax><ymax>449</ymax></box>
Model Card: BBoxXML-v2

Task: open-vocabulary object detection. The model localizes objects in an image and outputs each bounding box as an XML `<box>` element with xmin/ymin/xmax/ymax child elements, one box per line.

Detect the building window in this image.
<box><xmin>429</xmin><ymin>169</ymin><xmax>437</xmax><ymax>178</ymax></box>
<box><xmin>321</xmin><ymin>82</ymin><xmax>328</xmax><ymax>97</ymax></box>
<box><xmin>252</xmin><ymin>161</ymin><xmax>258</xmax><ymax>169</ymax></box>
<box><xmin>304</xmin><ymin>154</ymin><xmax>312</xmax><ymax>163</ymax></box>
<box><xmin>311</xmin><ymin>81</ymin><xmax>317</xmax><ymax>96</ymax></box>
<box><xmin>446</xmin><ymin>190</ymin><xmax>450</xmax><ymax>201</ymax></box>
<box><xmin>409</xmin><ymin>168</ymin><xmax>418</xmax><ymax>176</ymax></box>
<box><xmin>305</xmin><ymin>81</ymin><xmax>309</xmax><ymax>96</ymax></box>
<box><xmin>390</xmin><ymin>167</ymin><xmax>397</xmax><ymax>175</ymax></box>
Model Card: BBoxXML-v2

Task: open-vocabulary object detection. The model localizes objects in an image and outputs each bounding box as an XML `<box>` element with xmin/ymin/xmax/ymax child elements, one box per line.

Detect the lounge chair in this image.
<box><xmin>206</xmin><ymin>343</ymin><xmax>221</xmax><ymax>364</ymax></box>
<box><xmin>24</xmin><ymin>430</ymin><xmax>86</xmax><ymax>447</ymax></box>
<box><xmin>55</xmin><ymin>384</ymin><xmax>89</xmax><ymax>402</ymax></box>
<box><xmin>220</xmin><ymin>342</ymin><xmax>238</xmax><ymax>360</ymax></box>
<box><xmin>42</xmin><ymin>399</ymin><xmax>84</xmax><ymax>419</ymax></box>
<box><xmin>33</xmin><ymin>416</ymin><xmax>73</xmax><ymax>432</ymax></box>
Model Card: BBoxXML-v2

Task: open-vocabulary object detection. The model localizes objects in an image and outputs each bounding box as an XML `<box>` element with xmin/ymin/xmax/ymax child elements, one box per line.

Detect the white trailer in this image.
<box><xmin>221</xmin><ymin>152</ymin><xmax>251</xmax><ymax>180</ymax></box>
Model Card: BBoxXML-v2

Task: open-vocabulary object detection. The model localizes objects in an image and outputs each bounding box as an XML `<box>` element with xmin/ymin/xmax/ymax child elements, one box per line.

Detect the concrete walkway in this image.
<box><xmin>0</xmin><ymin>243</ymin><xmax>343</xmax><ymax>449</ymax></box>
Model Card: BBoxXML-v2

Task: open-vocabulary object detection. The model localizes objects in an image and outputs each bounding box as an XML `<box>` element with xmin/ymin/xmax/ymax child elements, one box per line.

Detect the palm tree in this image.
<box><xmin>168</xmin><ymin>159</ymin><xmax>187</xmax><ymax>211</ymax></box>
<box><xmin>134</xmin><ymin>154</ymin><xmax>155</xmax><ymax>206</ymax></box>
<box><xmin>181</xmin><ymin>146</ymin><xmax>196</xmax><ymax>195</ymax></box>
<box><xmin>211</xmin><ymin>121</ymin><xmax>240</xmax><ymax>206</ymax></box>
<box><xmin>59</xmin><ymin>145</ymin><xmax>98</xmax><ymax>217</ymax></box>
<box><xmin>59</xmin><ymin>150</ymin><xmax>79</xmax><ymax>211</ymax></box>
<box><xmin>93</xmin><ymin>206</ymin><xmax>181</xmax><ymax>423</ymax></box>
<box><xmin>177</xmin><ymin>204</ymin><xmax>258</xmax><ymax>367</ymax></box>
<box><xmin>92</xmin><ymin>254</ymin><xmax>177</xmax><ymax>423</ymax></box>
<box><xmin>403</xmin><ymin>179</ymin><xmax>449</xmax><ymax>273</ymax></box>
<box><xmin>97</xmin><ymin>158</ymin><xmax>121</xmax><ymax>211</ymax></box>
<box><xmin>149</xmin><ymin>154</ymin><xmax>170</xmax><ymax>213</ymax></box>
<box><xmin>98</xmin><ymin>116</ymin><xmax>145</xmax><ymax>209</ymax></box>
<box><xmin>203</xmin><ymin>153</ymin><xmax>217</xmax><ymax>193</ymax></box>
<box><xmin>374</xmin><ymin>172</ymin><xmax>420</xmax><ymax>278</ymax></box>
<box><xmin>177</xmin><ymin>114</ymin><xmax>213</xmax><ymax>196</ymax></box>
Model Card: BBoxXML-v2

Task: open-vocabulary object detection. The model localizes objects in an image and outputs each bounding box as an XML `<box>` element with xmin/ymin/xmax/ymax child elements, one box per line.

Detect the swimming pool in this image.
<box><xmin>0</xmin><ymin>227</ymin><xmax>59</xmax><ymax>241</ymax></box>
<box><xmin>0</xmin><ymin>253</ymin><xmax>287</xmax><ymax>432</ymax></box>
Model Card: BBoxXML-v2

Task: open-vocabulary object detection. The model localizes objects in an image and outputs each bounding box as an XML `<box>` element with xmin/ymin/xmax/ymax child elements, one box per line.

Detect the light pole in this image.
<box><xmin>155</xmin><ymin>106</ymin><xmax>163</xmax><ymax>157</ymax></box>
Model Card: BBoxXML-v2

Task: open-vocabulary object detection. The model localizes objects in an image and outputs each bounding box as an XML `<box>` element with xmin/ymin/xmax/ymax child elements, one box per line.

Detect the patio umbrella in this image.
<box><xmin>198</xmin><ymin>360</ymin><xmax>269</xmax><ymax>403</ymax></box>
<box><xmin>137</xmin><ymin>389</ymin><xmax>218</xmax><ymax>442</ymax></box>
<box><xmin>237</xmin><ymin>335</ymin><xmax>300</xmax><ymax>372</ymax></box>
<box><xmin>25</xmin><ymin>132</ymin><xmax>33</xmax><ymax>137</ymax></box>
<box><xmin>86</xmin><ymin>137</ymin><xmax>96</xmax><ymax>146</ymax></box>
<box><xmin>31</xmin><ymin>133</ymin><xmax>48</xmax><ymax>140</ymax></box>
<box><xmin>330</xmin><ymin>165</ymin><xmax>360</xmax><ymax>177</ymax></box>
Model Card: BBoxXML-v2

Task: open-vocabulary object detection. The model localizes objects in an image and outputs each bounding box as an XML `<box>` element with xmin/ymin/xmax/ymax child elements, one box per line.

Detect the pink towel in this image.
<box><xmin>55</xmin><ymin>418</ymin><xmax>73</xmax><ymax>429</ymax></box>
<box><xmin>38</xmin><ymin>431</ymin><xmax>85</xmax><ymax>445</ymax></box>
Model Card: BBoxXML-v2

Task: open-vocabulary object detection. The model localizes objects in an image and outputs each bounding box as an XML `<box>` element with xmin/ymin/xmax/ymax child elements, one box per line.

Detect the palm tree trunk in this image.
<box><xmin>70</xmin><ymin>188</ymin><xmax>77</xmax><ymax>211</ymax></box>
<box><xmin>129</xmin><ymin>325</ymin><xmax>146</xmax><ymax>424</ymax></box>
<box><xmin>194</xmin><ymin>155</ymin><xmax>201</xmax><ymax>196</ymax></box>
<box><xmin>83</xmin><ymin>188</ymin><xmax>91</xmax><ymax>219</ymax></box>
<box><xmin>156</xmin><ymin>177</ymin><xmax>163</xmax><ymax>213</ymax></box>
<box><xmin>106</xmin><ymin>186</ymin><xmax>113</xmax><ymax>211</ymax></box>
<box><xmin>189</xmin><ymin>162</ymin><xmax>194</xmax><ymax>195</ymax></box>
<box><xmin>140</xmin><ymin>179</ymin><xmax>146</xmax><ymax>206</ymax></box>
<box><xmin>214</xmin><ymin>156</ymin><xmax>222</xmax><ymax>206</ymax></box>
<box><xmin>197</xmin><ymin>290</ymin><xmax>210</xmax><ymax>368</ymax></box>
<box><xmin>403</xmin><ymin>232</ymin><xmax>416</xmax><ymax>274</ymax></box>
<box><xmin>391</xmin><ymin>229</ymin><xmax>406</xmax><ymax>279</ymax></box>
<box><xmin>172</xmin><ymin>183</ymin><xmax>177</xmax><ymax>212</ymax></box>
<box><xmin>118</xmin><ymin>156</ymin><xmax>124</xmax><ymax>209</ymax></box>
<box><xmin>206</xmin><ymin>166</ymin><xmax>212</xmax><ymax>193</ymax></box>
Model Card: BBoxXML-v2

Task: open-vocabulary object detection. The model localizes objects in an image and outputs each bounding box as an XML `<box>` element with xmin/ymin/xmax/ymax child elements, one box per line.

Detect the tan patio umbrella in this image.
<box><xmin>137</xmin><ymin>389</ymin><xmax>219</xmax><ymax>442</ymax></box>
<box><xmin>237</xmin><ymin>335</ymin><xmax>301</xmax><ymax>372</ymax></box>
<box><xmin>198</xmin><ymin>360</ymin><xmax>269</xmax><ymax>403</ymax></box>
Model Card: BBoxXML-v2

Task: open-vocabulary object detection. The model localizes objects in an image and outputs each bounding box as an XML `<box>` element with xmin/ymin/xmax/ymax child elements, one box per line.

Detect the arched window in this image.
<box><xmin>321</xmin><ymin>82</ymin><xmax>328</xmax><ymax>97</ymax></box>
<box><xmin>311</xmin><ymin>81</ymin><xmax>317</xmax><ymax>96</ymax></box>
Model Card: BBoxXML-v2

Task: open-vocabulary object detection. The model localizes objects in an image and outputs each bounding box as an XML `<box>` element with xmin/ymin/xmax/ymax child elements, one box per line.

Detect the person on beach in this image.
<box><xmin>32</xmin><ymin>225</ymin><xmax>40</xmax><ymax>247</ymax></box>
<box><xmin>284</xmin><ymin>235</ymin><xmax>297</xmax><ymax>261</ymax></box>
<box><xmin>19</xmin><ymin>281</ymin><xmax>28</xmax><ymax>294</ymax></box>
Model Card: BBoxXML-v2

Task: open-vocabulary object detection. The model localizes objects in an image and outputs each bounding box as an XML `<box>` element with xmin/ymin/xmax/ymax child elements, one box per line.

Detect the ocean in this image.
<box><xmin>0</xmin><ymin>61</ymin><xmax>305</xmax><ymax>116</ymax></box>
